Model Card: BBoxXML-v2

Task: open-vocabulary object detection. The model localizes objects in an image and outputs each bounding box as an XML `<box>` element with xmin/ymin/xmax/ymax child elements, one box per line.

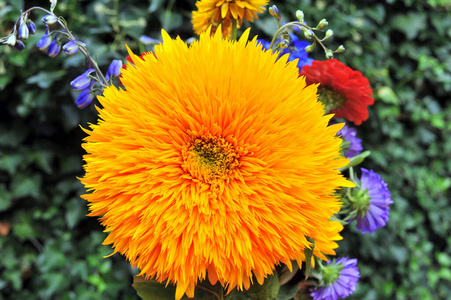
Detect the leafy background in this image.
<box><xmin>0</xmin><ymin>0</ymin><xmax>450</xmax><ymax>299</ymax></box>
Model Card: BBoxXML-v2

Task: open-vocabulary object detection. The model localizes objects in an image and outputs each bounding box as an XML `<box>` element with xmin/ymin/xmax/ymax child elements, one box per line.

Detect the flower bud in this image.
<box><xmin>46</xmin><ymin>38</ymin><xmax>61</xmax><ymax>58</ymax></box>
<box><xmin>42</xmin><ymin>14</ymin><xmax>58</xmax><ymax>25</ymax></box>
<box><xmin>269</xmin><ymin>5</ymin><xmax>281</xmax><ymax>22</ymax></box>
<box><xmin>316</xmin><ymin>19</ymin><xmax>328</xmax><ymax>30</ymax></box>
<box><xmin>302</xmin><ymin>28</ymin><xmax>313</xmax><ymax>39</ymax></box>
<box><xmin>63</xmin><ymin>40</ymin><xmax>80</xmax><ymax>55</ymax></box>
<box><xmin>304</xmin><ymin>44</ymin><xmax>315</xmax><ymax>53</ymax></box>
<box><xmin>324</xmin><ymin>29</ymin><xmax>334</xmax><ymax>41</ymax></box>
<box><xmin>5</xmin><ymin>34</ymin><xmax>17</xmax><ymax>47</ymax></box>
<box><xmin>14</xmin><ymin>40</ymin><xmax>25</xmax><ymax>51</ymax></box>
<box><xmin>50</xmin><ymin>0</ymin><xmax>58</xmax><ymax>13</ymax></box>
<box><xmin>27</xmin><ymin>20</ymin><xmax>37</xmax><ymax>34</ymax></box>
<box><xmin>296</xmin><ymin>10</ymin><xmax>304</xmax><ymax>23</ymax></box>
<box><xmin>71</xmin><ymin>69</ymin><xmax>96</xmax><ymax>91</ymax></box>
<box><xmin>279</xmin><ymin>40</ymin><xmax>290</xmax><ymax>49</ymax></box>
<box><xmin>18</xmin><ymin>22</ymin><xmax>29</xmax><ymax>40</ymax></box>
<box><xmin>335</xmin><ymin>45</ymin><xmax>345</xmax><ymax>53</ymax></box>
<box><xmin>325</xmin><ymin>49</ymin><xmax>334</xmax><ymax>59</ymax></box>
<box><xmin>36</xmin><ymin>30</ymin><xmax>52</xmax><ymax>51</ymax></box>
<box><xmin>105</xmin><ymin>59</ymin><xmax>123</xmax><ymax>81</ymax></box>
<box><xmin>75</xmin><ymin>86</ymin><xmax>95</xmax><ymax>108</ymax></box>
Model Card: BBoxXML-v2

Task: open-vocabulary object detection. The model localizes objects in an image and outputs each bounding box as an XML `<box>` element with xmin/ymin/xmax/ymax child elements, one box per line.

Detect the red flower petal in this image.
<box><xmin>300</xmin><ymin>59</ymin><xmax>374</xmax><ymax>125</ymax></box>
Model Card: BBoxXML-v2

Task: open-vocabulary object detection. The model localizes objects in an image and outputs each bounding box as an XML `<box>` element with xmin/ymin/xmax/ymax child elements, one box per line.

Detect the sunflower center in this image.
<box><xmin>182</xmin><ymin>135</ymin><xmax>240</xmax><ymax>184</ymax></box>
<box><xmin>318</xmin><ymin>86</ymin><xmax>346</xmax><ymax>113</ymax></box>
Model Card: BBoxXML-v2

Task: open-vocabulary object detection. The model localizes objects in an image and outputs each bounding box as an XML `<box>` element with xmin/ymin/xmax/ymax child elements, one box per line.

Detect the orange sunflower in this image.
<box><xmin>81</xmin><ymin>27</ymin><xmax>353</xmax><ymax>300</ymax></box>
<box><xmin>192</xmin><ymin>0</ymin><xmax>268</xmax><ymax>37</ymax></box>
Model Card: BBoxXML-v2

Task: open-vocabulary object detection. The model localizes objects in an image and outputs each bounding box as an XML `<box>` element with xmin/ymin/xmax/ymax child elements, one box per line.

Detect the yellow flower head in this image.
<box><xmin>192</xmin><ymin>0</ymin><xmax>269</xmax><ymax>37</ymax></box>
<box><xmin>81</xmin><ymin>27</ymin><xmax>354</xmax><ymax>299</ymax></box>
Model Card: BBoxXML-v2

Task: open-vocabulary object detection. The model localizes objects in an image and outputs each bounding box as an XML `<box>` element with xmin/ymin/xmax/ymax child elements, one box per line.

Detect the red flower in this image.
<box><xmin>300</xmin><ymin>59</ymin><xmax>373</xmax><ymax>125</ymax></box>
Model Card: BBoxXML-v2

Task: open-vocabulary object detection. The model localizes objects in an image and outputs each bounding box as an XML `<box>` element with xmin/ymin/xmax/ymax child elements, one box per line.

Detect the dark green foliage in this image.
<box><xmin>1</xmin><ymin>0</ymin><xmax>450</xmax><ymax>299</ymax></box>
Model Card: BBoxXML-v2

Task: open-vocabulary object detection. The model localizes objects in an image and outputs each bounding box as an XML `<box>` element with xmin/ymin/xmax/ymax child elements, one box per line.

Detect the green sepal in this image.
<box><xmin>226</xmin><ymin>271</ymin><xmax>280</xmax><ymax>300</ymax></box>
<box><xmin>338</xmin><ymin>150</ymin><xmax>371</xmax><ymax>172</ymax></box>
<box><xmin>304</xmin><ymin>237</ymin><xmax>315</xmax><ymax>279</ymax></box>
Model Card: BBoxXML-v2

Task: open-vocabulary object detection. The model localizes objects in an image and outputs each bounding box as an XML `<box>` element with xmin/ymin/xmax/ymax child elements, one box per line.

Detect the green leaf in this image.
<box><xmin>159</xmin><ymin>11</ymin><xmax>182</xmax><ymax>32</ymax></box>
<box><xmin>133</xmin><ymin>278</ymin><xmax>178</xmax><ymax>300</ymax></box>
<box><xmin>26</xmin><ymin>70</ymin><xmax>67</xmax><ymax>89</ymax></box>
<box><xmin>227</xmin><ymin>272</ymin><xmax>280</xmax><ymax>300</ymax></box>
<box><xmin>377</xmin><ymin>86</ymin><xmax>399</xmax><ymax>105</ymax></box>
<box><xmin>0</xmin><ymin>184</ymin><xmax>11</xmax><ymax>212</ymax></box>
<box><xmin>338</xmin><ymin>151</ymin><xmax>371</xmax><ymax>172</ymax></box>
<box><xmin>11</xmin><ymin>173</ymin><xmax>41</xmax><ymax>199</ymax></box>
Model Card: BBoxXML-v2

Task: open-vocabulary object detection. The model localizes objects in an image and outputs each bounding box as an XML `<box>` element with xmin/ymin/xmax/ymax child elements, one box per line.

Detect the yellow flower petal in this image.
<box><xmin>81</xmin><ymin>28</ymin><xmax>351</xmax><ymax>299</ymax></box>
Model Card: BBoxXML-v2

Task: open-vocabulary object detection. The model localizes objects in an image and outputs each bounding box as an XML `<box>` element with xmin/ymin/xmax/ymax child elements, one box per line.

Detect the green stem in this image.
<box><xmin>231</xmin><ymin>18</ymin><xmax>237</xmax><ymax>40</ymax></box>
<box><xmin>219</xmin><ymin>285</ymin><xmax>224</xmax><ymax>300</ymax></box>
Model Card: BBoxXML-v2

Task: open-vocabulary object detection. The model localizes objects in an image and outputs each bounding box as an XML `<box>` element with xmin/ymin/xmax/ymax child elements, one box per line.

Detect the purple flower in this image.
<box><xmin>63</xmin><ymin>40</ymin><xmax>85</xmax><ymax>55</ymax></box>
<box><xmin>27</xmin><ymin>20</ymin><xmax>37</xmax><ymax>34</ymax></box>
<box><xmin>75</xmin><ymin>84</ymin><xmax>95</xmax><ymax>108</ymax></box>
<box><xmin>71</xmin><ymin>68</ymin><xmax>96</xmax><ymax>91</ymax></box>
<box><xmin>337</xmin><ymin>124</ymin><xmax>363</xmax><ymax>158</ymax></box>
<box><xmin>18</xmin><ymin>22</ymin><xmax>29</xmax><ymax>40</ymax></box>
<box><xmin>14</xmin><ymin>40</ymin><xmax>25</xmax><ymax>51</ymax></box>
<box><xmin>46</xmin><ymin>37</ymin><xmax>61</xmax><ymax>58</ymax></box>
<box><xmin>37</xmin><ymin>27</ymin><xmax>52</xmax><ymax>51</ymax></box>
<box><xmin>42</xmin><ymin>14</ymin><xmax>58</xmax><ymax>25</ymax></box>
<box><xmin>351</xmin><ymin>168</ymin><xmax>393</xmax><ymax>234</ymax></box>
<box><xmin>105</xmin><ymin>59</ymin><xmax>123</xmax><ymax>81</ymax></box>
<box><xmin>311</xmin><ymin>257</ymin><xmax>360</xmax><ymax>300</ymax></box>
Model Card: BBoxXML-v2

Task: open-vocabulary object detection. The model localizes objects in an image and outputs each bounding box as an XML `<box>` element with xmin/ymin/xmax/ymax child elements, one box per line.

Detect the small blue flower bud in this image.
<box><xmin>6</xmin><ymin>34</ymin><xmax>17</xmax><ymax>47</ymax></box>
<box><xmin>269</xmin><ymin>5</ymin><xmax>281</xmax><ymax>22</ymax></box>
<box><xmin>14</xmin><ymin>40</ymin><xmax>25</xmax><ymax>51</ymax></box>
<box><xmin>42</xmin><ymin>14</ymin><xmax>58</xmax><ymax>25</ymax></box>
<box><xmin>46</xmin><ymin>38</ymin><xmax>61</xmax><ymax>58</ymax></box>
<box><xmin>105</xmin><ymin>59</ymin><xmax>123</xmax><ymax>81</ymax></box>
<box><xmin>71</xmin><ymin>69</ymin><xmax>96</xmax><ymax>91</ymax></box>
<box><xmin>37</xmin><ymin>28</ymin><xmax>52</xmax><ymax>51</ymax></box>
<box><xmin>18</xmin><ymin>23</ymin><xmax>29</xmax><ymax>40</ymax></box>
<box><xmin>75</xmin><ymin>87</ymin><xmax>95</xmax><ymax>108</ymax></box>
<box><xmin>63</xmin><ymin>40</ymin><xmax>79</xmax><ymax>55</ymax></box>
<box><xmin>27</xmin><ymin>20</ymin><xmax>37</xmax><ymax>34</ymax></box>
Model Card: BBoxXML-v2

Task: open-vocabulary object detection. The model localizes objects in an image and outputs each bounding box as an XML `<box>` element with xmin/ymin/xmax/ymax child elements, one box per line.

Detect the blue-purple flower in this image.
<box><xmin>311</xmin><ymin>257</ymin><xmax>360</xmax><ymax>300</ymax></box>
<box><xmin>71</xmin><ymin>68</ymin><xmax>96</xmax><ymax>91</ymax></box>
<box><xmin>350</xmin><ymin>168</ymin><xmax>393</xmax><ymax>234</ymax></box>
<box><xmin>42</xmin><ymin>14</ymin><xmax>58</xmax><ymax>25</ymax></box>
<box><xmin>257</xmin><ymin>33</ymin><xmax>314</xmax><ymax>70</ymax></box>
<box><xmin>46</xmin><ymin>36</ymin><xmax>61</xmax><ymax>58</ymax></box>
<box><xmin>37</xmin><ymin>27</ymin><xmax>52</xmax><ymax>51</ymax></box>
<box><xmin>18</xmin><ymin>21</ymin><xmax>29</xmax><ymax>40</ymax></box>
<box><xmin>63</xmin><ymin>40</ymin><xmax>84</xmax><ymax>55</ymax></box>
<box><xmin>105</xmin><ymin>59</ymin><xmax>123</xmax><ymax>81</ymax></box>
<box><xmin>337</xmin><ymin>124</ymin><xmax>363</xmax><ymax>158</ymax></box>
<box><xmin>75</xmin><ymin>83</ymin><xmax>95</xmax><ymax>108</ymax></box>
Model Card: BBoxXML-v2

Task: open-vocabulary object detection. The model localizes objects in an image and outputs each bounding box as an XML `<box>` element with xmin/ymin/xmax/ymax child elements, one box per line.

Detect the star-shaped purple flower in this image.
<box><xmin>311</xmin><ymin>257</ymin><xmax>360</xmax><ymax>300</ymax></box>
<box><xmin>354</xmin><ymin>168</ymin><xmax>393</xmax><ymax>234</ymax></box>
<box><xmin>337</xmin><ymin>123</ymin><xmax>363</xmax><ymax>158</ymax></box>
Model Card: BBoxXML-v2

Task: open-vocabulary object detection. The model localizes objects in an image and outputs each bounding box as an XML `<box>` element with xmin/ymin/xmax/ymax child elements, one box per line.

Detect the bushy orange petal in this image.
<box><xmin>81</xmin><ymin>27</ymin><xmax>353</xmax><ymax>300</ymax></box>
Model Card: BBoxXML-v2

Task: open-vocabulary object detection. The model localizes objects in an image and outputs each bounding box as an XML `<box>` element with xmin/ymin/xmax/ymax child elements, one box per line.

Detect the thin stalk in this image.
<box><xmin>18</xmin><ymin>6</ymin><xmax>107</xmax><ymax>85</ymax></box>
